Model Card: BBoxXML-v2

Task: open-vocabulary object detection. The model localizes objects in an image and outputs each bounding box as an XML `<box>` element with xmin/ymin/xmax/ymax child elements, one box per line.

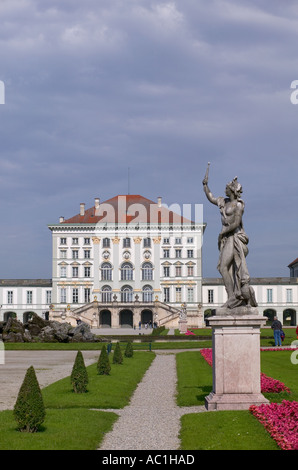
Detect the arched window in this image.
<box><xmin>101</xmin><ymin>262</ymin><xmax>112</xmax><ymax>281</ymax></box>
<box><xmin>142</xmin><ymin>285</ymin><xmax>153</xmax><ymax>303</ymax></box>
<box><xmin>121</xmin><ymin>262</ymin><xmax>133</xmax><ymax>281</ymax></box>
<box><xmin>121</xmin><ymin>285</ymin><xmax>133</xmax><ymax>303</ymax></box>
<box><xmin>142</xmin><ymin>262</ymin><xmax>153</xmax><ymax>281</ymax></box>
<box><xmin>103</xmin><ymin>237</ymin><xmax>110</xmax><ymax>248</ymax></box>
<box><xmin>101</xmin><ymin>285</ymin><xmax>112</xmax><ymax>303</ymax></box>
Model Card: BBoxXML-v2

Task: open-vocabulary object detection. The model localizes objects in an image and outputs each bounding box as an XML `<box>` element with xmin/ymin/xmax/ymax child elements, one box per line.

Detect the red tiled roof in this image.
<box><xmin>62</xmin><ymin>195</ymin><xmax>193</xmax><ymax>225</ymax></box>
<box><xmin>288</xmin><ymin>258</ymin><xmax>298</xmax><ymax>267</ymax></box>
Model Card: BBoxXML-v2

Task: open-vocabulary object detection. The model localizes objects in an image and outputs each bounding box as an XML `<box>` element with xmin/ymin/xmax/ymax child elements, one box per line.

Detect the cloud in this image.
<box><xmin>0</xmin><ymin>0</ymin><xmax>297</xmax><ymax>278</ymax></box>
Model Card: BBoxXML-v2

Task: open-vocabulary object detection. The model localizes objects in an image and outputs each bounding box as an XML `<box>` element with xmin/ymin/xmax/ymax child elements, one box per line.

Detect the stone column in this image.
<box><xmin>205</xmin><ymin>309</ymin><xmax>270</xmax><ymax>411</ymax></box>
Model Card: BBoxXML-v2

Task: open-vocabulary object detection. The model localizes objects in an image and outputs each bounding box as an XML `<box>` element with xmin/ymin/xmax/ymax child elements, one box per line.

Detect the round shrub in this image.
<box><xmin>13</xmin><ymin>365</ymin><xmax>46</xmax><ymax>433</ymax></box>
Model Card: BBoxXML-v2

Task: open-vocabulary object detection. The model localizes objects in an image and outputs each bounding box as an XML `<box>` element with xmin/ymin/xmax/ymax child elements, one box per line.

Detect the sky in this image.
<box><xmin>0</xmin><ymin>0</ymin><xmax>298</xmax><ymax>279</ymax></box>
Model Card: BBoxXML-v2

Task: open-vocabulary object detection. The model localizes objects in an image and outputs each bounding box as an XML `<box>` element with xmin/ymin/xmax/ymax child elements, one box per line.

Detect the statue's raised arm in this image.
<box><xmin>202</xmin><ymin>163</ymin><xmax>218</xmax><ymax>205</ymax></box>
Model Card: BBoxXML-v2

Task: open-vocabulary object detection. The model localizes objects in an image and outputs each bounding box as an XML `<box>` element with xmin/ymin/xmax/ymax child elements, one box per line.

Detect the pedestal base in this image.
<box><xmin>178</xmin><ymin>319</ymin><xmax>188</xmax><ymax>334</ymax></box>
<box><xmin>205</xmin><ymin>311</ymin><xmax>269</xmax><ymax>411</ymax></box>
<box><xmin>205</xmin><ymin>392</ymin><xmax>269</xmax><ymax>411</ymax></box>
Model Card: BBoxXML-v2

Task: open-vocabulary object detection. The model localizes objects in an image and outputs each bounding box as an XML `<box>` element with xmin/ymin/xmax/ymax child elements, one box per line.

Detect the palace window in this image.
<box><xmin>72</xmin><ymin>238</ymin><xmax>79</xmax><ymax>245</ymax></box>
<box><xmin>123</xmin><ymin>238</ymin><xmax>131</xmax><ymax>248</ymax></box>
<box><xmin>84</xmin><ymin>250</ymin><xmax>90</xmax><ymax>259</ymax></box>
<box><xmin>103</xmin><ymin>238</ymin><xmax>110</xmax><ymax>248</ymax></box>
<box><xmin>286</xmin><ymin>288</ymin><xmax>293</xmax><ymax>303</ymax></box>
<box><xmin>163</xmin><ymin>249</ymin><xmax>170</xmax><ymax>258</ymax></box>
<box><xmin>72</xmin><ymin>250</ymin><xmax>79</xmax><ymax>259</ymax></box>
<box><xmin>60</xmin><ymin>266</ymin><xmax>67</xmax><ymax>278</ymax></box>
<box><xmin>72</xmin><ymin>288</ymin><xmax>79</xmax><ymax>304</ymax></box>
<box><xmin>175</xmin><ymin>249</ymin><xmax>182</xmax><ymax>258</ymax></box>
<box><xmin>27</xmin><ymin>291</ymin><xmax>33</xmax><ymax>304</ymax></box>
<box><xmin>175</xmin><ymin>287</ymin><xmax>182</xmax><ymax>303</ymax></box>
<box><xmin>7</xmin><ymin>291</ymin><xmax>13</xmax><ymax>304</ymax></box>
<box><xmin>84</xmin><ymin>267</ymin><xmax>91</xmax><ymax>278</ymax></box>
<box><xmin>84</xmin><ymin>288</ymin><xmax>90</xmax><ymax>303</ymax></box>
<box><xmin>121</xmin><ymin>285</ymin><xmax>133</xmax><ymax>303</ymax></box>
<box><xmin>101</xmin><ymin>286</ymin><xmax>112</xmax><ymax>303</ymax></box>
<box><xmin>187</xmin><ymin>250</ymin><xmax>194</xmax><ymax>258</ymax></box>
<box><xmin>60</xmin><ymin>250</ymin><xmax>67</xmax><ymax>259</ymax></box>
<box><xmin>101</xmin><ymin>263</ymin><xmax>112</xmax><ymax>281</ymax></box>
<box><xmin>164</xmin><ymin>287</ymin><xmax>170</xmax><ymax>303</ymax></box>
<box><xmin>72</xmin><ymin>267</ymin><xmax>79</xmax><ymax>278</ymax></box>
<box><xmin>60</xmin><ymin>288</ymin><xmax>66</xmax><ymax>303</ymax></box>
<box><xmin>187</xmin><ymin>266</ymin><xmax>194</xmax><ymax>276</ymax></box>
<box><xmin>121</xmin><ymin>262</ymin><xmax>133</xmax><ymax>281</ymax></box>
<box><xmin>163</xmin><ymin>266</ymin><xmax>170</xmax><ymax>277</ymax></box>
<box><xmin>175</xmin><ymin>266</ymin><xmax>182</xmax><ymax>277</ymax></box>
<box><xmin>142</xmin><ymin>285</ymin><xmax>153</xmax><ymax>303</ymax></box>
<box><xmin>142</xmin><ymin>262</ymin><xmax>153</xmax><ymax>281</ymax></box>
<box><xmin>208</xmin><ymin>289</ymin><xmax>214</xmax><ymax>303</ymax></box>
<box><xmin>187</xmin><ymin>288</ymin><xmax>194</xmax><ymax>302</ymax></box>
<box><xmin>267</xmin><ymin>289</ymin><xmax>273</xmax><ymax>303</ymax></box>
<box><xmin>46</xmin><ymin>290</ymin><xmax>52</xmax><ymax>304</ymax></box>
<box><xmin>60</xmin><ymin>238</ymin><xmax>67</xmax><ymax>245</ymax></box>
<box><xmin>143</xmin><ymin>237</ymin><xmax>151</xmax><ymax>248</ymax></box>
<box><xmin>84</xmin><ymin>238</ymin><xmax>90</xmax><ymax>245</ymax></box>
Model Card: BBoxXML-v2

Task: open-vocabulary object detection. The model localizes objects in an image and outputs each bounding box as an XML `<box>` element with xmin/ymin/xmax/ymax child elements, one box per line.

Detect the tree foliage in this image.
<box><xmin>71</xmin><ymin>350</ymin><xmax>88</xmax><ymax>393</ymax></box>
<box><xmin>14</xmin><ymin>365</ymin><xmax>46</xmax><ymax>432</ymax></box>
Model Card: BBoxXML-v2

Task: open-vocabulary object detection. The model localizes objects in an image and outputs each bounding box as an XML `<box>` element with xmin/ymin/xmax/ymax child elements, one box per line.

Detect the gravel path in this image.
<box><xmin>99</xmin><ymin>352</ymin><xmax>206</xmax><ymax>451</ymax></box>
<box><xmin>0</xmin><ymin>351</ymin><xmax>99</xmax><ymax>411</ymax></box>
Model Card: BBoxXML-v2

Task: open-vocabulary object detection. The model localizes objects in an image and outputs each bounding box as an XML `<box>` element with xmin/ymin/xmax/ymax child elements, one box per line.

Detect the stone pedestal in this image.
<box><xmin>205</xmin><ymin>310</ymin><xmax>270</xmax><ymax>411</ymax></box>
<box><xmin>179</xmin><ymin>319</ymin><xmax>188</xmax><ymax>334</ymax></box>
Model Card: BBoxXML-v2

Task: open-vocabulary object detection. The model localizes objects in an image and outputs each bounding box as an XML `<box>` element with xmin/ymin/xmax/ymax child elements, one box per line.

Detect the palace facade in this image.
<box><xmin>0</xmin><ymin>194</ymin><xmax>297</xmax><ymax>328</ymax></box>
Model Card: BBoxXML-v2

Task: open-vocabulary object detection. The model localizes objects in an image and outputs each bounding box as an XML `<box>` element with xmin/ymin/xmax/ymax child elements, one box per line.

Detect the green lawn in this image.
<box><xmin>0</xmin><ymin>351</ymin><xmax>155</xmax><ymax>450</ymax></box>
<box><xmin>180</xmin><ymin>410</ymin><xmax>279</xmax><ymax>450</ymax></box>
<box><xmin>42</xmin><ymin>351</ymin><xmax>155</xmax><ymax>409</ymax></box>
<box><xmin>0</xmin><ymin>408</ymin><xmax>118</xmax><ymax>450</ymax></box>
<box><xmin>177</xmin><ymin>349</ymin><xmax>298</xmax><ymax>450</ymax></box>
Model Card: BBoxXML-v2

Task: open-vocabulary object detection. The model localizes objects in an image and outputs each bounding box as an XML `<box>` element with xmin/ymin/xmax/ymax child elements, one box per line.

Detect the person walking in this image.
<box><xmin>271</xmin><ymin>316</ymin><xmax>283</xmax><ymax>347</ymax></box>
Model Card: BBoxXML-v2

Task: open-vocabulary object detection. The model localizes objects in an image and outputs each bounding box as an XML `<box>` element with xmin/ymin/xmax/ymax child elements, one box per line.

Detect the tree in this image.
<box><xmin>113</xmin><ymin>342</ymin><xmax>123</xmax><ymax>364</ymax></box>
<box><xmin>14</xmin><ymin>365</ymin><xmax>46</xmax><ymax>432</ymax></box>
<box><xmin>124</xmin><ymin>340</ymin><xmax>133</xmax><ymax>358</ymax></box>
<box><xmin>71</xmin><ymin>350</ymin><xmax>88</xmax><ymax>393</ymax></box>
<box><xmin>97</xmin><ymin>344</ymin><xmax>111</xmax><ymax>375</ymax></box>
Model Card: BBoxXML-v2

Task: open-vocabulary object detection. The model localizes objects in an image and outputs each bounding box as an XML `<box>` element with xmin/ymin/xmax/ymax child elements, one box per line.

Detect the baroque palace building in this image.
<box><xmin>0</xmin><ymin>193</ymin><xmax>297</xmax><ymax>328</ymax></box>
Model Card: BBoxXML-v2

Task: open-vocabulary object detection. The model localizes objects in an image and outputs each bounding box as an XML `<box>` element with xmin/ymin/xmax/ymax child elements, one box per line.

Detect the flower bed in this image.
<box><xmin>200</xmin><ymin>348</ymin><xmax>291</xmax><ymax>394</ymax></box>
<box><xmin>249</xmin><ymin>401</ymin><xmax>298</xmax><ymax>450</ymax></box>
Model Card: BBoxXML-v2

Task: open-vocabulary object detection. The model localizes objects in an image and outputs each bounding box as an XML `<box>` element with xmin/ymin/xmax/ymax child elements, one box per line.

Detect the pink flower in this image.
<box><xmin>250</xmin><ymin>401</ymin><xmax>298</xmax><ymax>450</ymax></box>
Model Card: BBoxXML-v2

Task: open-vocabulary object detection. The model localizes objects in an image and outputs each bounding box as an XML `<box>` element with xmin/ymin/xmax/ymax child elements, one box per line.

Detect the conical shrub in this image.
<box><xmin>97</xmin><ymin>344</ymin><xmax>111</xmax><ymax>375</ymax></box>
<box><xmin>124</xmin><ymin>340</ymin><xmax>133</xmax><ymax>358</ymax></box>
<box><xmin>13</xmin><ymin>365</ymin><xmax>46</xmax><ymax>433</ymax></box>
<box><xmin>112</xmin><ymin>341</ymin><xmax>123</xmax><ymax>364</ymax></box>
<box><xmin>71</xmin><ymin>350</ymin><xmax>88</xmax><ymax>393</ymax></box>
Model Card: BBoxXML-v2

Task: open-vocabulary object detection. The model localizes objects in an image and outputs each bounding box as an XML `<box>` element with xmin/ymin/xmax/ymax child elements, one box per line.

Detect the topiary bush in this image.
<box><xmin>71</xmin><ymin>350</ymin><xmax>88</xmax><ymax>393</ymax></box>
<box><xmin>13</xmin><ymin>365</ymin><xmax>46</xmax><ymax>432</ymax></box>
<box><xmin>112</xmin><ymin>342</ymin><xmax>123</xmax><ymax>364</ymax></box>
<box><xmin>97</xmin><ymin>344</ymin><xmax>111</xmax><ymax>375</ymax></box>
<box><xmin>124</xmin><ymin>340</ymin><xmax>133</xmax><ymax>358</ymax></box>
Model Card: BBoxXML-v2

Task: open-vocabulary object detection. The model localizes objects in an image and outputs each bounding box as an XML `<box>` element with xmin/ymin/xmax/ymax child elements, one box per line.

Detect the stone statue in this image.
<box><xmin>202</xmin><ymin>163</ymin><xmax>257</xmax><ymax>310</ymax></box>
<box><xmin>179</xmin><ymin>303</ymin><xmax>187</xmax><ymax>320</ymax></box>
